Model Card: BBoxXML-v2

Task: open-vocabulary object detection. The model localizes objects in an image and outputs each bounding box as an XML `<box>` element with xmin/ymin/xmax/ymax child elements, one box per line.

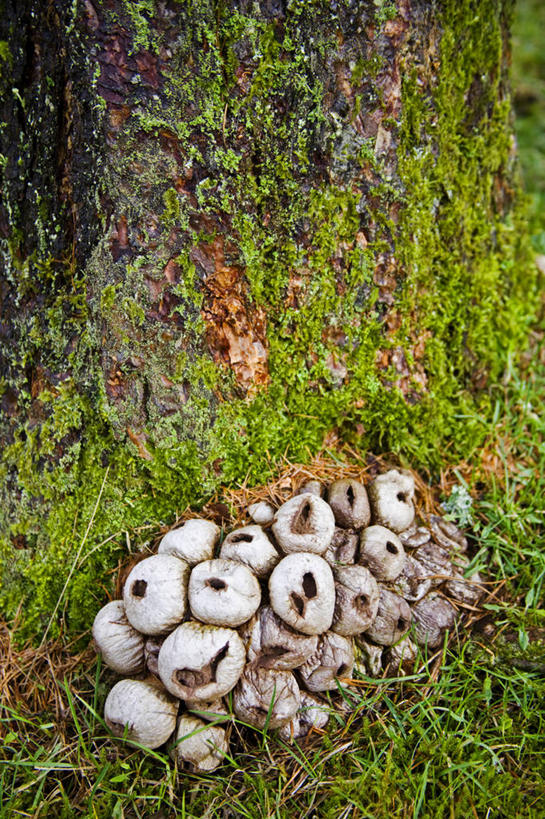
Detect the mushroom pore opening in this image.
<box><xmin>357</xmin><ymin>593</ymin><xmax>369</xmax><ymax>609</ymax></box>
<box><xmin>397</xmin><ymin>618</ymin><xmax>407</xmax><ymax>631</ymax></box>
<box><xmin>292</xmin><ymin>500</ymin><xmax>314</xmax><ymax>534</ymax></box>
<box><xmin>291</xmin><ymin>592</ymin><xmax>305</xmax><ymax>616</ymax></box>
<box><xmin>230</xmin><ymin>533</ymin><xmax>254</xmax><ymax>543</ymax></box>
<box><xmin>386</xmin><ymin>541</ymin><xmax>399</xmax><ymax>555</ymax></box>
<box><xmin>396</xmin><ymin>492</ymin><xmax>407</xmax><ymax>503</ymax></box>
<box><xmin>337</xmin><ymin>663</ymin><xmax>349</xmax><ymax>676</ymax></box>
<box><xmin>206</xmin><ymin>577</ymin><xmax>227</xmax><ymax>591</ymax></box>
<box><xmin>346</xmin><ymin>485</ymin><xmax>355</xmax><ymax>506</ymax></box>
<box><xmin>131</xmin><ymin>579</ymin><xmax>147</xmax><ymax>598</ymax></box>
<box><xmin>174</xmin><ymin>642</ymin><xmax>230</xmax><ymax>689</ymax></box>
<box><xmin>302</xmin><ymin>572</ymin><xmax>317</xmax><ymax>599</ymax></box>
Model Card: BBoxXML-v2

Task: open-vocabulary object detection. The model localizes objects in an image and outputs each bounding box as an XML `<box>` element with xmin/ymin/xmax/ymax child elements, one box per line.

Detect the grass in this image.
<box><xmin>1</xmin><ymin>1</ymin><xmax>545</xmax><ymax>816</ymax></box>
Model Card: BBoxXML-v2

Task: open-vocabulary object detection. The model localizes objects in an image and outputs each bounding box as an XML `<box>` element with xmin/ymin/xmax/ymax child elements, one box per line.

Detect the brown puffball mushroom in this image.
<box><xmin>171</xmin><ymin>715</ymin><xmax>229</xmax><ymax>772</ymax></box>
<box><xmin>411</xmin><ymin>592</ymin><xmax>457</xmax><ymax>648</ymax></box>
<box><xmin>359</xmin><ymin>525</ymin><xmax>406</xmax><ymax>582</ymax></box>
<box><xmin>324</xmin><ymin>527</ymin><xmax>360</xmax><ymax>566</ymax></box>
<box><xmin>269</xmin><ymin>553</ymin><xmax>335</xmax><ymax>635</ymax></box>
<box><xmin>327</xmin><ymin>479</ymin><xmax>370</xmax><ymax>529</ymax></box>
<box><xmin>298</xmin><ymin>631</ymin><xmax>354</xmax><ymax>692</ymax></box>
<box><xmin>296</xmin><ymin>480</ymin><xmax>322</xmax><ymax>497</ymax></box>
<box><xmin>272</xmin><ymin>493</ymin><xmax>335</xmax><ymax>555</ymax></box>
<box><xmin>104</xmin><ymin>678</ymin><xmax>178</xmax><ymax>749</ymax></box>
<box><xmin>144</xmin><ymin>636</ymin><xmax>165</xmax><ymax>677</ymax></box>
<box><xmin>278</xmin><ymin>692</ymin><xmax>330</xmax><ymax>742</ymax></box>
<box><xmin>220</xmin><ymin>526</ymin><xmax>280</xmax><ymax>578</ymax></box>
<box><xmin>245</xmin><ymin>605</ymin><xmax>319</xmax><ymax>670</ymax></box>
<box><xmin>331</xmin><ymin>565</ymin><xmax>380</xmax><ymax>636</ymax></box>
<box><xmin>92</xmin><ymin>600</ymin><xmax>145</xmax><ymax>675</ymax></box>
<box><xmin>233</xmin><ymin>665</ymin><xmax>301</xmax><ymax>729</ymax></box>
<box><xmin>158</xmin><ymin>519</ymin><xmax>220</xmax><ymax>566</ymax></box>
<box><xmin>364</xmin><ymin>588</ymin><xmax>412</xmax><ymax>646</ymax></box>
<box><xmin>123</xmin><ymin>554</ymin><xmax>190</xmax><ymax>635</ymax></box>
<box><xmin>391</xmin><ymin>556</ymin><xmax>433</xmax><ymax>603</ymax></box>
<box><xmin>247</xmin><ymin>501</ymin><xmax>275</xmax><ymax>526</ymax></box>
<box><xmin>413</xmin><ymin>540</ymin><xmax>452</xmax><ymax>587</ymax></box>
<box><xmin>400</xmin><ymin>525</ymin><xmax>431</xmax><ymax>549</ymax></box>
<box><xmin>355</xmin><ymin>635</ymin><xmax>383</xmax><ymax>677</ymax></box>
<box><xmin>429</xmin><ymin>515</ymin><xmax>468</xmax><ymax>553</ymax></box>
<box><xmin>185</xmin><ymin>698</ymin><xmax>230</xmax><ymax>722</ymax></box>
<box><xmin>445</xmin><ymin>555</ymin><xmax>483</xmax><ymax>605</ymax></box>
<box><xmin>158</xmin><ymin>621</ymin><xmax>246</xmax><ymax>701</ymax></box>
<box><xmin>385</xmin><ymin>635</ymin><xmax>419</xmax><ymax>674</ymax></box>
<box><xmin>188</xmin><ymin>559</ymin><xmax>261</xmax><ymax>627</ymax></box>
<box><xmin>368</xmin><ymin>469</ymin><xmax>415</xmax><ymax>533</ymax></box>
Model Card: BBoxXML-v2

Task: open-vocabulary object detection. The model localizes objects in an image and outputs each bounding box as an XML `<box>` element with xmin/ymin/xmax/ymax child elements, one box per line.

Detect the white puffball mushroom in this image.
<box><xmin>272</xmin><ymin>493</ymin><xmax>335</xmax><ymax>555</ymax></box>
<box><xmin>245</xmin><ymin>605</ymin><xmax>318</xmax><ymax>670</ymax></box>
<box><xmin>445</xmin><ymin>555</ymin><xmax>483</xmax><ymax>605</ymax></box>
<box><xmin>158</xmin><ymin>621</ymin><xmax>246</xmax><ymax>701</ymax></box>
<box><xmin>185</xmin><ymin>698</ymin><xmax>230</xmax><ymax>723</ymax></box>
<box><xmin>188</xmin><ymin>559</ymin><xmax>261</xmax><ymax>627</ymax></box>
<box><xmin>247</xmin><ymin>501</ymin><xmax>275</xmax><ymax>526</ymax></box>
<box><xmin>92</xmin><ymin>600</ymin><xmax>145</xmax><ymax>675</ymax></box>
<box><xmin>400</xmin><ymin>525</ymin><xmax>431</xmax><ymax>549</ymax></box>
<box><xmin>359</xmin><ymin>525</ymin><xmax>406</xmax><ymax>582</ymax></box>
<box><xmin>104</xmin><ymin>678</ymin><xmax>178</xmax><ymax>749</ymax></box>
<box><xmin>364</xmin><ymin>588</ymin><xmax>412</xmax><ymax>646</ymax></box>
<box><xmin>331</xmin><ymin>565</ymin><xmax>380</xmax><ymax>636</ymax></box>
<box><xmin>158</xmin><ymin>518</ymin><xmax>220</xmax><ymax>566</ymax></box>
<box><xmin>354</xmin><ymin>635</ymin><xmax>384</xmax><ymax>677</ymax></box>
<box><xmin>324</xmin><ymin>527</ymin><xmax>360</xmax><ymax>566</ymax></box>
<box><xmin>412</xmin><ymin>592</ymin><xmax>457</xmax><ymax>649</ymax></box>
<box><xmin>298</xmin><ymin>631</ymin><xmax>354</xmax><ymax>692</ymax></box>
<box><xmin>269</xmin><ymin>553</ymin><xmax>335</xmax><ymax>635</ymax></box>
<box><xmin>385</xmin><ymin>635</ymin><xmax>419</xmax><ymax>674</ymax></box>
<box><xmin>123</xmin><ymin>554</ymin><xmax>190</xmax><ymax>635</ymax></box>
<box><xmin>296</xmin><ymin>480</ymin><xmax>322</xmax><ymax>497</ymax></box>
<box><xmin>171</xmin><ymin>715</ymin><xmax>229</xmax><ymax>772</ymax></box>
<box><xmin>232</xmin><ymin>665</ymin><xmax>300</xmax><ymax>729</ymax></box>
<box><xmin>391</xmin><ymin>556</ymin><xmax>433</xmax><ymax>603</ymax></box>
<box><xmin>368</xmin><ymin>469</ymin><xmax>415</xmax><ymax>533</ymax></box>
<box><xmin>278</xmin><ymin>692</ymin><xmax>329</xmax><ymax>742</ymax></box>
<box><xmin>327</xmin><ymin>479</ymin><xmax>370</xmax><ymax>529</ymax></box>
<box><xmin>414</xmin><ymin>541</ymin><xmax>452</xmax><ymax>587</ymax></box>
<box><xmin>220</xmin><ymin>526</ymin><xmax>280</xmax><ymax>578</ymax></box>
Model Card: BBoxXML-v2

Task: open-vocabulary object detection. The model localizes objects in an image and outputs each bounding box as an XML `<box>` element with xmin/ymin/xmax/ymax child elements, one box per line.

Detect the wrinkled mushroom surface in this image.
<box><xmin>278</xmin><ymin>691</ymin><xmax>329</xmax><ymax>742</ymax></box>
<box><xmin>104</xmin><ymin>678</ymin><xmax>178</xmax><ymax>749</ymax></box>
<box><xmin>385</xmin><ymin>635</ymin><xmax>419</xmax><ymax>674</ymax></box>
<box><xmin>158</xmin><ymin>519</ymin><xmax>220</xmax><ymax>565</ymax></box>
<box><xmin>272</xmin><ymin>493</ymin><xmax>335</xmax><ymax>555</ymax></box>
<box><xmin>144</xmin><ymin>636</ymin><xmax>165</xmax><ymax>677</ymax></box>
<box><xmin>189</xmin><ymin>559</ymin><xmax>261</xmax><ymax>627</ymax></box>
<box><xmin>412</xmin><ymin>592</ymin><xmax>457</xmax><ymax>649</ymax></box>
<box><xmin>171</xmin><ymin>715</ymin><xmax>228</xmax><ymax>772</ymax></box>
<box><xmin>391</xmin><ymin>555</ymin><xmax>433</xmax><ymax>603</ymax></box>
<box><xmin>185</xmin><ymin>698</ymin><xmax>229</xmax><ymax>722</ymax></box>
<box><xmin>429</xmin><ymin>515</ymin><xmax>468</xmax><ymax>553</ymax></box>
<box><xmin>323</xmin><ymin>527</ymin><xmax>360</xmax><ymax>566</ymax></box>
<box><xmin>220</xmin><ymin>526</ymin><xmax>280</xmax><ymax>578</ymax></box>
<box><xmin>368</xmin><ymin>469</ymin><xmax>415</xmax><ymax>533</ymax></box>
<box><xmin>158</xmin><ymin>621</ymin><xmax>246</xmax><ymax>701</ymax></box>
<box><xmin>327</xmin><ymin>479</ymin><xmax>370</xmax><ymax>529</ymax></box>
<box><xmin>355</xmin><ymin>635</ymin><xmax>383</xmax><ymax>677</ymax></box>
<box><xmin>245</xmin><ymin>605</ymin><xmax>318</xmax><ymax>670</ymax></box>
<box><xmin>359</xmin><ymin>525</ymin><xmax>406</xmax><ymax>582</ymax></box>
<box><xmin>331</xmin><ymin>565</ymin><xmax>380</xmax><ymax>636</ymax></box>
<box><xmin>269</xmin><ymin>553</ymin><xmax>335</xmax><ymax>635</ymax></box>
<box><xmin>92</xmin><ymin>600</ymin><xmax>145</xmax><ymax>675</ymax></box>
<box><xmin>364</xmin><ymin>588</ymin><xmax>411</xmax><ymax>646</ymax></box>
<box><xmin>233</xmin><ymin>665</ymin><xmax>301</xmax><ymax>729</ymax></box>
<box><xmin>298</xmin><ymin>631</ymin><xmax>354</xmax><ymax>692</ymax></box>
<box><xmin>123</xmin><ymin>554</ymin><xmax>190</xmax><ymax>635</ymax></box>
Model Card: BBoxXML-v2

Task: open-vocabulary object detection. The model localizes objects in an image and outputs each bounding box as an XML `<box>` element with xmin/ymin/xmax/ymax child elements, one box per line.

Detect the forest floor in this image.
<box><xmin>1</xmin><ymin>1</ymin><xmax>545</xmax><ymax>817</ymax></box>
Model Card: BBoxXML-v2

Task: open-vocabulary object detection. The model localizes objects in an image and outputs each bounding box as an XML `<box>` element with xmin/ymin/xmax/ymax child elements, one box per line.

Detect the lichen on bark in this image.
<box><xmin>0</xmin><ymin>0</ymin><xmax>539</xmax><ymax>639</ymax></box>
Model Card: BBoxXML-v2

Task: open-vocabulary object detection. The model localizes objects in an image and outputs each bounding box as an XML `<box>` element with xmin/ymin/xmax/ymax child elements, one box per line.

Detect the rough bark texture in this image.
<box><xmin>0</xmin><ymin>0</ymin><xmax>538</xmax><ymax>637</ymax></box>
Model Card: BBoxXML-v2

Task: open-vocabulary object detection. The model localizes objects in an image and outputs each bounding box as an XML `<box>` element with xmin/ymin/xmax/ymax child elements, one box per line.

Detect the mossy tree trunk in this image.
<box><xmin>0</xmin><ymin>0</ymin><xmax>537</xmax><ymax>637</ymax></box>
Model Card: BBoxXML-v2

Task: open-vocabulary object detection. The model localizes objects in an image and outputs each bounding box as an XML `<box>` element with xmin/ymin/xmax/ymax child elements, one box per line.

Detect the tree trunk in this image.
<box><xmin>0</xmin><ymin>0</ymin><xmax>537</xmax><ymax>637</ymax></box>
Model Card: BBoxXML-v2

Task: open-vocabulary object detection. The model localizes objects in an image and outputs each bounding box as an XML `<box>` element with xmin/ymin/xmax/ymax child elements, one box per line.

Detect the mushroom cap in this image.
<box><xmin>272</xmin><ymin>493</ymin><xmax>335</xmax><ymax>555</ymax></box>
<box><xmin>188</xmin><ymin>559</ymin><xmax>261</xmax><ymax>627</ymax></box>
<box><xmin>247</xmin><ymin>501</ymin><xmax>275</xmax><ymax>526</ymax></box>
<box><xmin>429</xmin><ymin>514</ymin><xmax>468</xmax><ymax>553</ymax></box>
<box><xmin>296</xmin><ymin>480</ymin><xmax>322</xmax><ymax>497</ymax></box>
<box><xmin>232</xmin><ymin>665</ymin><xmax>301</xmax><ymax>729</ymax></box>
<box><xmin>364</xmin><ymin>588</ymin><xmax>412</xmax><ymax>646</ymax></box>
<box><xmin>354</xmin><ymin>635</ymin><xmax>383</xmax><ymax>677</ymax></box>
<box><xmin>323</xmin><ymin>527</ymin><xmax>360</xmax><ymax>567</ymax></box>
<box><xmin>219</xmin><ymin>525</ymin><xmax>280</xmax><ymax>578</ymax></box>
<box><xmin>278</xmin><ymin>691</ymin><xmax>330</xmax><ymax>742</ymax></box>
<box><xmin>268</xmin><ymin>553</ymin><xmax>335</xmax><ymax>635</ymax></box>
<box><xmin>92</xmin><ymin>600</ymin><xmax>145</xmax><ymax>675</ymax></box>
<box><xmin>123</xmin><ymin>554</ymin><xmax>190</xmax><ymax>635</ymax></box>
<box><xmin>327</xmin><ymin>479</ymin><xmax>370</xmax><ymax>529</ymax></box>
<box><xmin>245</xmin><ymin>605</ymin><xmax>319</xmax><ymax>670</ymax></box>
<box><xmin>104</xmin><ymin>678</ymin><xmax>178</xmax><ymax>749</ymax></box>
<box><xmin>358</xmin><ymin>525</ymin><xmax>406</xmax><ymax>582</ymax></box>
<box><xmin>411</xmin><ymin>592</ymin><xmax>457</xmax><ymax>648</ymax></box>
<box><xmin>171</xmin><ymin>715</ymin><xmax>228</xmax><ymax>772</ymax></box>
<box><xmin>331</xmin><ymin>565</ymin><xmax>380</xmax><ymax>636</ymax></box>
<box><xmin>298</xmin><ymin>631</ymin><xmax>354</xmax><ymax>692</ymax></box>
<box><xmin>368</xmin><ymin>469</ymin><xmax>415</xmax><ymax>533</ymax></box>
<box><xmin>391</xmin><ymin>555</ymin><xmax>433</xmax><ymax>602</ymax></box>
<box><xmin>158</xmin><ymin>621</ymin><xmax>246</xmax><ymax>701</ymax></box>
<box><xmin>158</xmin><ymin>519</ymin><xmax>220</xmax><ymax>566</ymax></box>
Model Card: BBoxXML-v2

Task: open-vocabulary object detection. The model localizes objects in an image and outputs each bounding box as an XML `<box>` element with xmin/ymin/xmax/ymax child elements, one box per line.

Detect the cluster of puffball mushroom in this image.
<box><xmin>93</xmin><ymin>468</ymin><xmax>482</xmax><ymax>773</ymax></box>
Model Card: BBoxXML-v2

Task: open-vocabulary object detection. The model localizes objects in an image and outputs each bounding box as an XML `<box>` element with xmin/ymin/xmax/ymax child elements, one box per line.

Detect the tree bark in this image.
<box><xmin>0</xmin><ymin>0</ymin><xmax>537</xmax><ymax>637</ymax></box>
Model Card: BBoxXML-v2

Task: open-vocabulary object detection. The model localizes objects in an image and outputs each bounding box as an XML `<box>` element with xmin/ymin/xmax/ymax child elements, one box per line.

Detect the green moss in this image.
<box><xmin>0</xmin><ymin>0</ymin><xmax>540</xmax><ymax>640</ymax></box>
